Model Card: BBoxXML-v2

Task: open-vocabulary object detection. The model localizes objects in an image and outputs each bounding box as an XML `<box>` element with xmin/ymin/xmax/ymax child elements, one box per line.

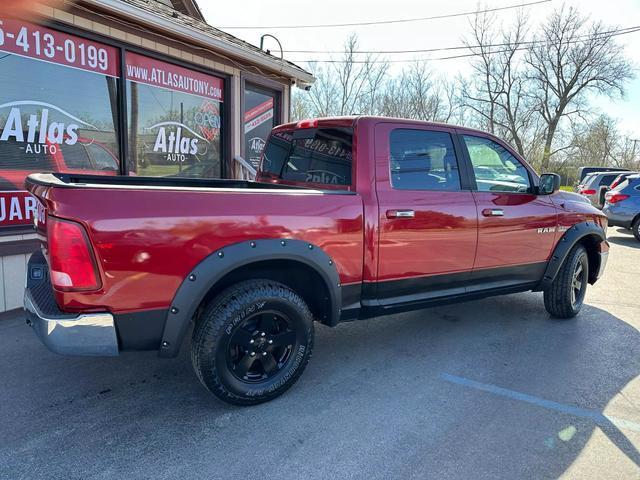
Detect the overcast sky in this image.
<box><xmin>200</xmin><ymin>0</ymin><xmax>640</xmax><ymax>138</ymax></box>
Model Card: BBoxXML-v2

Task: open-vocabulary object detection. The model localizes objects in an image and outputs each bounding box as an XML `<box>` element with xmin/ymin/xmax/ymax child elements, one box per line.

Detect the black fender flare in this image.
<box><xmin>537</xmin><ymin>221</ymin><xmax>607</xmax><ymax>291</ymax></box>
<box><xmin>158</xmin><ymin>239</ymin><xmax>341</xmax><ymax>358</ymax></box>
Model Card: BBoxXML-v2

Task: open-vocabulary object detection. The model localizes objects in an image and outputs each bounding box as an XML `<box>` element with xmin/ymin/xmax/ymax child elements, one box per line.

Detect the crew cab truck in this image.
<box><xmin>24</xmin><ymin>116</ymin><xmax>609</xmax><ymax>406</ymax></box>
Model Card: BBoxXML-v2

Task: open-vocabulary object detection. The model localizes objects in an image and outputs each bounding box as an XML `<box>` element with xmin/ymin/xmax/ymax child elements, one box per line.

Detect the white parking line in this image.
<box><xmin>441</xmin><ymin>373</ymin><xmax>640</xmax><ymax>433</ymax></box>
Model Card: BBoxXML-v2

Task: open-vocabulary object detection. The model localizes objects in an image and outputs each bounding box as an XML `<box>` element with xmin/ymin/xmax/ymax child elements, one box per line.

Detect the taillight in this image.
<box><xmin>580</xmin><ymin>189</ymin><xmax>596</xmax><ymax>195</ymax></box>
<box><xmin>605</xmin><ymin>192</ymin><xmax>630</xmax><ymax>204</ymax></box>
<box><xmin>48</xmin><ymin>216</ymin><xmax>100</xmax><ymax>291</ymax></box>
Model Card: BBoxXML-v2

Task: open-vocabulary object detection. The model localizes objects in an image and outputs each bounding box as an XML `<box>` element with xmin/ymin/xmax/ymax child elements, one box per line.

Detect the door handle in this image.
<box><xmin>482</xmin><ymin>208</ymin><xmax>504</xmax><ymax>217</ymax></box>
<box><xmin>386</xmin><ymin>209</ymin><xmax>415</xmax><ymax>219</ymax></box>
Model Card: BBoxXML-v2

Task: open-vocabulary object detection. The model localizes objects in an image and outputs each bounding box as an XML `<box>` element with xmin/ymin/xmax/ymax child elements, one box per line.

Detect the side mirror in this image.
<box><xmin>538</xmin><ymin>173</ymin><xmax>561</xmax><ymax>195</ymax></box>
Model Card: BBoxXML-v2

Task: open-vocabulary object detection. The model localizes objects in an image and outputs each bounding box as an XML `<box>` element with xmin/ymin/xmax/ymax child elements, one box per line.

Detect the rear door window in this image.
<box><xmin>261</xmin><ymin>127</ymin><xmax>353</xmax><ymax>187</ymax></box>
<box><xmin>389</xmin><ymin>129</ymin><xmax>461</xmax><ymax>191</ymax></box>
<box><xmin>598</xmin><ymin>174</ymin><xmax>618</xmax><ymax>186</ymax></box>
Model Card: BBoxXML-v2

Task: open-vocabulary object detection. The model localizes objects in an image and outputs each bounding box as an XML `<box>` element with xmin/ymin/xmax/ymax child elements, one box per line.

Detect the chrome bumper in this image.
<box><xmin>24</xmin><ymin>289</ymin><xmax>119</xmax><ymax>356</ymax></box>
<box><xmin>596</xmin><ymin>251</ymin><xmax>609</xmax><ymax>280</ymax></box>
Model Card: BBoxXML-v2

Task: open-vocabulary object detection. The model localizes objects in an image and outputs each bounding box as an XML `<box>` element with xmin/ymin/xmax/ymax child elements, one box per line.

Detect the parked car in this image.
<box><xmin>577</xmin><ymin>166</ymin><xmax>629</xmax><ymax>183</ymax></box>
<box><xmin>0</xmin><ymin>136</ymin><xmax>119</xmax><ymax>189</ymax></box>
<box><xmin>576</xmin><ymin>170</ymin><xmax>627</xmax><ymax>208</ymax></box>
<box><xmin>609</xmin><ymin>171</ymin><xmax>639</xmax><ymax>191</ymax></box>
<box><xmin>603</xmin><ymin>174</ymin><xmax>640</xmax><ymax>241</ymax></box>
<box><xmin>24</xmin><ymin>116</ymin><xmax>609</xmax><ymax>406</ymax></box>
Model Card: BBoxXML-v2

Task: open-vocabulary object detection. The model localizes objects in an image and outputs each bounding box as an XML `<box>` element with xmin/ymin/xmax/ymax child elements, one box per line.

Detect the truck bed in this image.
<box><xmin>25</xmin><ymin>172</ymin><xmax>365</xmax><ymax>318</ymax></box>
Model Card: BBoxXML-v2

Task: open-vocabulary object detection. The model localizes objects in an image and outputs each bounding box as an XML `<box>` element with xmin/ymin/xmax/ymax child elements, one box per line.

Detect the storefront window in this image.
<box><xmin>0</xmin><ymin>17</ymin><xmax>120</xmax><ymax>228</ymax></box>
<box><xmin>243</xmin><ymin>85</ymin><xmax>277</xmax><ymax>170</ymax></box>
<box><xmin>126</xmin><ymin>52</ymin><xmax>223</xmax><ymax>178</ymax></box>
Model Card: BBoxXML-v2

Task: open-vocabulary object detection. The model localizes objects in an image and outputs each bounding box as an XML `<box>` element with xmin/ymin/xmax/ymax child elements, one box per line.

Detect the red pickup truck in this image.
<box><xmin>24</xmin><ymin>116</ymin><xmax>609</xmax><ymax>405</ymax></box>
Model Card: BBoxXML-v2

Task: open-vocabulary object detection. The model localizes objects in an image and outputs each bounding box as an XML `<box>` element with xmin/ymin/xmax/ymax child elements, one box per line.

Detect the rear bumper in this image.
<box><xmin>24</xmin><ymin>253</ymin><xmax>118</xmax><ymax>356</ymax></box>
<box><xmin>603</xmin><ymin>205</ymin><xmax>634</xmax><ymax>229</ymax></box>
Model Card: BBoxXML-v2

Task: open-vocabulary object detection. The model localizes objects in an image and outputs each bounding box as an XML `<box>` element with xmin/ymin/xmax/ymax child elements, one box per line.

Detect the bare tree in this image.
<box><xmin>290</xmin><ymin>13</ymin><xmax>634</xmax><ymax>185</ymax></box>
<box><xmin>300</xmin><ymin>61</ymin><xmax>338</xmax><ymax>118</ymax></box>
<box><xmin>381</xmin><ymin>62</ymin><xmax>454</xmax><ymax>121</ymax></box>
<box><xmin>460</xmin><ymin>10</ymin><xmax>502</xmax><ymax>134</ymax></box>
<box><xmin>290</xmin><ymin>89</ymin><xmax>312</xmax><ymax>120</ymax></box>
<box><xmin>300</xmin><ymin>34</ymin><xmax>388</xmax><ymax>118</ymax></box>
<box><xmin>461</xmin><ymin>11</ymin><xmax>540</xmax><ymax>159</ymax></box>
<box><xmin>526</xmin><ymin>6</ymin><xmax>634</xmax><ymax>170</ymax></box>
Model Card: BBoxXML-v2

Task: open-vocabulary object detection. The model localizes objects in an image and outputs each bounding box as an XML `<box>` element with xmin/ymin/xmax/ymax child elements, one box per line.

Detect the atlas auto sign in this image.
<box><xmin>0</xmin><ymin>100</ymin><xmax>98</xmax><ymax>228</ymax></box>
<box><xmin>148</xmin><ymin>121</ymin><xmax>208</xmax><ymax>163</ymax></box>
<box><xmin>0</xmin><ymin>100</ymin><xmax>93</xmax><ymax>153</ymax></box>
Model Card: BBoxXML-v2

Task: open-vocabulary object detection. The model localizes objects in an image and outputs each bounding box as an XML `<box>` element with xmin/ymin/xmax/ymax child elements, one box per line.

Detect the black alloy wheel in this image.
<box><xmin>192</xmin><ymin>279</ymin><xmax>314</xmax><ymax>405</ymax></box>
<box><xmin>226</xmin><ymin>311</ymin><xmax>297</xmax><ymax>382</ymax></box>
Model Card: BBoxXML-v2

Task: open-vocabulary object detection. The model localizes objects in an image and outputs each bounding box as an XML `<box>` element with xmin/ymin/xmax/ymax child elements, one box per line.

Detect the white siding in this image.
<box><xmin>2</xmin><ymin>254</ymin><xmax>27</xmax><ymax>311</ymax></box>
<box><xmin>0</xmin><ymin>233</ymin><xmax>36</xmax><ymax>312</ymax></box>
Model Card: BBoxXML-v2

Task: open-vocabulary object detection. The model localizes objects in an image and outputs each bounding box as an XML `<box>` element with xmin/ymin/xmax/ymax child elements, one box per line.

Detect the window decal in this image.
<box><xmin>126</xmin><ymin>53</ymin><xmax>223</xmax><ymax>178</ymax></box>
<box><xmin>0</xmin><ymin>17</ymin><xmax>119</xmax><ymax>77</ymax></box>
<box><xmin>125</xmin><ymin>52</ymin><xmax>223</xmax><ymax>102</ymax></box>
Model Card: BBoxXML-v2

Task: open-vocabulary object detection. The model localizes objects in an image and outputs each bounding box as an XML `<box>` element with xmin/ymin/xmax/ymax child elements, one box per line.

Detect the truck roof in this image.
<box><xmin>276</xmin><ymin>116</ymin><xmax>492</xmax><ymax>135</ymax></box>
<box><xmin>274</xmin><ymin>115</ymin><xmax>523</xmax><ymax>159</ymax></box>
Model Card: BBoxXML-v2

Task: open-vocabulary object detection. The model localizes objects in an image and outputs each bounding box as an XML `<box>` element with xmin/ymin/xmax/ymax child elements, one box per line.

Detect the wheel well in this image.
<box><xmin>196</xmin><ymin>260</ymin><xmax>334</xmax><ymax>326</ymax></box>
<box><xmin>577</xmin><ymin>234</ymin><xmax>602</xmax><ymax>284</ymax></box>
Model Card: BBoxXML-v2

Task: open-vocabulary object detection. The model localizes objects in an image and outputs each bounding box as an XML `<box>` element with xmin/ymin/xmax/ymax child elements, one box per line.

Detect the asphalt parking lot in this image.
<box><xmin>1</xmin><ymin>228</ymin><xmax>639</xmax><ymax>480</ymax></box>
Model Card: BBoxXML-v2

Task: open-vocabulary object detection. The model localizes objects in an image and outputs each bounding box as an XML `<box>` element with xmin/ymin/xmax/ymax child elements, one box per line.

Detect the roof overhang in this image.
<box><xmin>80</xmin><ymin>0</ymin><xmax>315</xmax><ymax>84</ymax></box>
<box><xmin>178</xmin><ymin>0</ymin><xmax>205</xmax><ymax>21</ymax></box>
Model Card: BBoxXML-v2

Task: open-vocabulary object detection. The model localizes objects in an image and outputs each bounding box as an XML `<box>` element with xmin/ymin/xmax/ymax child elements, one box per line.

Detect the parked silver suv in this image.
<box><xmin>577</xmin><ymin>171</ymin><xmax>627</xmax><ymax>208</ymax></box>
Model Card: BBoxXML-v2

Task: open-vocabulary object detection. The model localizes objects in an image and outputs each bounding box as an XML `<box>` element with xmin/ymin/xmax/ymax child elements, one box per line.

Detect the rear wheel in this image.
<box><xmin>544</xmin><ymin>245</ymin><xmax>589</xmax><ymax>319</ymax></box>
<box><xmin>633</xmin><ymin>217</ymin><xmax>640</xmax><ymax>242</ymax></box>
<box><xmin>191</xmin><ymin>279</ymin><xmax>314</xmax><ymax>406</ymax></box>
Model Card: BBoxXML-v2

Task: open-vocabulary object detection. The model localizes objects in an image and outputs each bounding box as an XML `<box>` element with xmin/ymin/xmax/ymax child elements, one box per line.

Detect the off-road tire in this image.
<box><xmin>633</xmin><ymin>217</ymin><xmax>640</xmax><ymax>242</ymax></box>
<box><xmin>544</xmin><ymin>244</ymin><xmax>589</xmax><ymax>319</ymax></box>
<box><xmin>191</xmin><ymin>279</ymin><xmax>314</xmax><ymax>406</ymax></box>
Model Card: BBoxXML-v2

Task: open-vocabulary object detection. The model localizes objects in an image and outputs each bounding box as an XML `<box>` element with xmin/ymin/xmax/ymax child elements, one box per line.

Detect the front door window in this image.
<box><xmin>463</xmin><ymin>135</ymin><xmax>531</xmax><ymax>193</ymax></box>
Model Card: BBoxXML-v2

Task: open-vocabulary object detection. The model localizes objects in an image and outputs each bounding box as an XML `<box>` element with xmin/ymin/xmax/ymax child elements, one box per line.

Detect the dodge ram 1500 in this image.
<box><xmin>24</xmin><ymin>116</ymin><xmax>609</xmax><ymax>405</ymax></box>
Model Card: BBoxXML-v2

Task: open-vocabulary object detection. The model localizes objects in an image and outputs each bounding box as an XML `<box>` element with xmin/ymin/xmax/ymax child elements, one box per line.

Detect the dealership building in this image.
<box><xmin>0</xmin><ymin>0</ymin><xmax>314</xmax><ymax>312</ymax></box>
